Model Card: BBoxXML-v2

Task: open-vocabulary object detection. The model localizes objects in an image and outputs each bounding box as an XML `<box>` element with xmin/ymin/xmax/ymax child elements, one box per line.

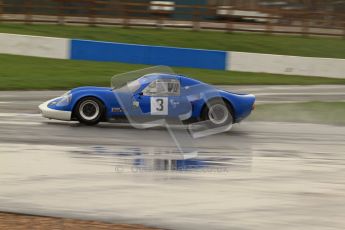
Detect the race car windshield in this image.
<box><xmin>111</xmin><ymin>66</ymin><xmax>175</xmax><ymax>91</ymax></box>
<box><xmin>126</xmin><ymin>79</ymin><xmax>141</xmax><ymax>93</ymax></box>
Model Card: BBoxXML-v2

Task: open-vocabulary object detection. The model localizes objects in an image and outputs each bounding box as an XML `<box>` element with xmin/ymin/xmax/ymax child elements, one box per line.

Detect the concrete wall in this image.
<box><xmin>0</xmin><ymin>33</ymin><xmax>344</xmax><ymax>79</ymax></box>
<box><xmin>228</xmin><ymin>51</ymin><xmax>345</xmax><ymax>79</ymax></box>
<box><xmin>0</xmin><ymin>33</ymin><xmax>69</xmax><ymax>59</ymax></box>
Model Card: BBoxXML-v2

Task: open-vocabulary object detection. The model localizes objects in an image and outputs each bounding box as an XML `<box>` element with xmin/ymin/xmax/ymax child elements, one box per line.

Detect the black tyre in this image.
<box><xmin>74</xmin><ymin>97</ymin><xmax>105</xmax><ymax>125</ymax></box>
<box><xmin>201</xmin><ymin>98</ymin><xmax>233</xmax><ymax>127</ymax></box>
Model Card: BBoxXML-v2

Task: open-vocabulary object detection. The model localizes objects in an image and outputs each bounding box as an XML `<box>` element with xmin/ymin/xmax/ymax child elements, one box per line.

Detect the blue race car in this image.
<box><xmin>39</xmin><ymin>73</ymin><xmax>255</xmax><ymax>127</ymax></box>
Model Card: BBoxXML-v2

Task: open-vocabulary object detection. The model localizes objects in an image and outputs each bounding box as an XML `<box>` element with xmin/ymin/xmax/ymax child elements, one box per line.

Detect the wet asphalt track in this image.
<box><xmin>1</xmin><ymin>85</ymin><xmax>345</xmax><ymax>230</ymax></box>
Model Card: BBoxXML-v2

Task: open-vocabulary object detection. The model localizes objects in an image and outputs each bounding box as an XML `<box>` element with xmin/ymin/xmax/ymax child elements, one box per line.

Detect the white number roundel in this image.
<box><xmin>151</xmin><ymin>97</ymin><xmax>168</xmax><ymax>115</ymax></box>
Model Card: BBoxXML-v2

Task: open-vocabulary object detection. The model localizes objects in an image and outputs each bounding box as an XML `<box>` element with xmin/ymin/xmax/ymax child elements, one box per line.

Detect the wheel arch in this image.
<box><xmin>200</xmin><ymin>97</ymin><xmax>235</xmax><ymax>121</ymax></box>
<box><xmin>71</xmin><ymin>95</ymin><xmax>107</xmax><ymax>120</ymax></box>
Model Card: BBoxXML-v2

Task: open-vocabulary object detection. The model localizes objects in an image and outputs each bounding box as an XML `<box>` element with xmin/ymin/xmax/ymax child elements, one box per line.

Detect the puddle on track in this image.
<box><xmin>1</xmin><ymin>142</ymin><xmax>345</xmax><ymax>229</ymax></box>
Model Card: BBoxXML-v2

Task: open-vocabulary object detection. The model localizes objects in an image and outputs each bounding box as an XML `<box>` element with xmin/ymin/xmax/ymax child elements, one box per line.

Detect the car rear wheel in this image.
<box><xmin>75</xmin><ymin>97</ymin><xmax>104</xmax><ymax>125</ymax></box>
<box><xmin>201</xmin><ymin>98</ymin><xmax>233</xmax><ymax>127</ymax></box>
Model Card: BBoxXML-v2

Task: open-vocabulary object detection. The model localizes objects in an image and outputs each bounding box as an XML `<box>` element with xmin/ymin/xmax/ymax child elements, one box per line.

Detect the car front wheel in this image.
<box><xmin>75</xmin><ymin>97</ymin><xmax>104</xmax><ymax>125</ymax></box>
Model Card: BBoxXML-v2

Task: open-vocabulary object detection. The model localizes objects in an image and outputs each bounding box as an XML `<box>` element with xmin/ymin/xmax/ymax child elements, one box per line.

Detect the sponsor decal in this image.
<box><xmin>112</xmin><ymin>107</ymin><xmax>123</xmax><ymax>112</ymax></box>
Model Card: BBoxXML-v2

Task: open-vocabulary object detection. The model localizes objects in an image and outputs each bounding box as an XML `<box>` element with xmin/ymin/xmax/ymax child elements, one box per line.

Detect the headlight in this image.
<box><xmin>56</xmin><ymin>91</ymin><xmax>72</xmax><ymax>106</ymax></box>
<box><xmin>61</xmin><ymin>91</ymin><xmax>71</xmax><ymax>97</ymax></box>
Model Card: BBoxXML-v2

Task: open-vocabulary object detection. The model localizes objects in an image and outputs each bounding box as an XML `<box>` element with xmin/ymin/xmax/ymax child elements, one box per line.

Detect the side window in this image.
<box><xmin>143</xmin><ymin>79</ymin><xmax>180</xmax><ymax>96</ymax></box>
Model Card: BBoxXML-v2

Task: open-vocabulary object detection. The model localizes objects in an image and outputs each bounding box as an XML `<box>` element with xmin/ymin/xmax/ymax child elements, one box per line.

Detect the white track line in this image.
<box><xmin>0</xmin><ymin>113</ymin><xmax>41</xmax><ymax>117</ymax></box>
<box><xmin>255</xmin><ymin>92</ymin><xmax>345</xmax><ymax>96</ymax></box>
<box><xmin>0</xmin><ymin>121</ymin><xmax>41</xmax><ymax>126</ymax></box>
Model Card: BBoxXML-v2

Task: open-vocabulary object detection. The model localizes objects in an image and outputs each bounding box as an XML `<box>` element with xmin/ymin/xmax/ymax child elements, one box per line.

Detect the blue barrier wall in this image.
<box><xmin>70</xmin><ymin>39</ymin><xmax>227</xmax><ymax>70</ymax></box>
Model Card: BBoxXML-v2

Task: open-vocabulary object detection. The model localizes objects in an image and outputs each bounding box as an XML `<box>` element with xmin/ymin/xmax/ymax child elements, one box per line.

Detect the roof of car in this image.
<box><xmin>141</xmin><ymin>73</ymin><xmax>179</xmax><ymax>80</ymax></box>
<box><xmin>141</xmin><ymin>73</ymin><xmax>202</xmax><ymax>84</ymax></box>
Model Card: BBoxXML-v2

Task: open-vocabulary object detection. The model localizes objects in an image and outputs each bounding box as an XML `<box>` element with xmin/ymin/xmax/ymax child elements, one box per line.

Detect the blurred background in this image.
<box><xmin>0</xmin><ymin>0</ymin><xmax>344</xmax><ymax>36</ymax></box>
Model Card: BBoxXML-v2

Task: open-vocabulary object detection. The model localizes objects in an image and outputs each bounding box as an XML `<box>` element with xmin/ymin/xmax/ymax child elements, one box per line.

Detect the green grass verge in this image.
<box><xmin>250</xmin><ymin>102</ymin><xmax>345</xmax><ymax>125</ymax></box>
<box><xmin>0</xmin><ymin>24</ymin><xmax>345</xmax><ymax>58</ymax></box>
<box><xmin>1</xmin><ymin>54</ymin><xmax>345</xmax><ymax>90</ymax></box>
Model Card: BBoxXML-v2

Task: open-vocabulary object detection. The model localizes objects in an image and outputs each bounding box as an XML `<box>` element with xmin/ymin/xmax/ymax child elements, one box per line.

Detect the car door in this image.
<box><xmin>136</xmin><ymin>78</ymin><xmax>191</xmax><ymax>120</ymax></box>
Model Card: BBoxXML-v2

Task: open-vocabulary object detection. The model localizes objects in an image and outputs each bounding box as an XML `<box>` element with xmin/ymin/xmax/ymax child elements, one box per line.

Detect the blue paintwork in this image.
<box><xmin>47</xmin><ymin>73</ymin><xmax>255</xmax><ymax>123</ymax></box>
<box><xmin>71</xmin><ymin>39</ymin><xmax>227</xmax><ymax>70</ymax></box>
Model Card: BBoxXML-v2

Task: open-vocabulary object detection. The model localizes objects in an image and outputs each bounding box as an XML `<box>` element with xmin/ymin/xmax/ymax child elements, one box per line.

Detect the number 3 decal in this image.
<box><xmin>151</xmin><ymin>97</ymin><xmax>168</xmax><ymax>115</ymax></box>
<box><xmin>156</xmin><ymin>98</ymin><xmax>164</xmax><ymax>111</ymax></box>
